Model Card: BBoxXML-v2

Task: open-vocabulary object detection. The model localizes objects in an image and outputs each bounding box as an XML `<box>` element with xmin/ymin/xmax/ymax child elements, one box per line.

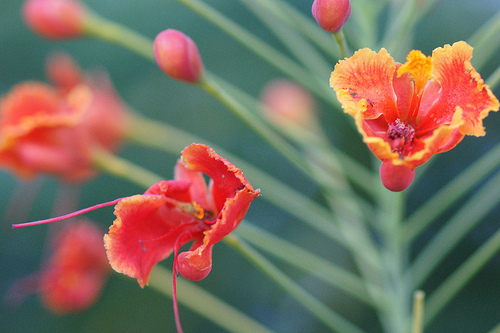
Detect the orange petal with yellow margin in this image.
<box><xmin>418</xmin><ymin>41</ymin><xmax>499</xmax><ymax>135</ymax></box>
<box><xmin>330</xmin><ymin>48</ymin><xmax>399</xmax><ymax>122</ymax></box>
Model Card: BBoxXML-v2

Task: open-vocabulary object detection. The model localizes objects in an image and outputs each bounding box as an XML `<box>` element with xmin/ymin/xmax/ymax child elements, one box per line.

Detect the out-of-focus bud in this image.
<box><xmin>5</xmin><ymin>220</ymin><xmax>110</xmax><ymax>314</ymax></box>
<box><xmin>261</xmin><ymin>80</ymin><xmax>322</xmax><ymax>141</ymax></box>
<box><xmin>312</xmin><ymin>0</ymin><xmax>351</xmax><ymax>33</ymax></box>
<box><xmin>22</xmin><ymin>0</ymin><xmax>86</xmax><ymax>39</ymax></box>
<box><xmin>379</xmin><ymin>161</ymin><xmax>415</xmax><ymax>192</ymax></box>
<box><xmin>154</xmin><ymin>29</ymin><xmax>204</xmax><ymax>83</ymax></box>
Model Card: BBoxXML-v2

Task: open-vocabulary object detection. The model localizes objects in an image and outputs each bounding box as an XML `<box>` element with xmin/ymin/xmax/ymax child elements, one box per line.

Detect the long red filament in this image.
<box><xmin>12</xmin><ymin>198</ymin><xmax>124</xmax><ymax>228</ymax></box>
<box><xmin>172</xmin><ymin>240</ymin><xmax>185</xmax><ymax>333</ymax></box>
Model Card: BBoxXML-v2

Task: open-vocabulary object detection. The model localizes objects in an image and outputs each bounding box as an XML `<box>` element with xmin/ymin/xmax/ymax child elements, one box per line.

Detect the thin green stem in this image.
<box><xmin>224</xmin><ymin>234</ymin><xmax>367</xmax><ymax>333</ymax></box>
<box><xmin>243</xmin><ymin>0</ymin><xmax>340</xmax><ymax>59</ymax></box>
<box><xmin>235</xmin><ymin>222</ymin><xmax>391</xmax><ymax>310</ymax></box>
<box><xmin>147</xmin><ymin>266</ymin><xmax>276</xmax><ymax>333</ymax></box>
<box><xmin>238</xmin><ymin>0</ymin><xmax>333</xmax><ymax>79</ymax></box>
<box><xmin>486</xmin><ymin>63</ymin><xmax>500</xmax><ymax>90</ymax></box>
<box><xmin>92</xmin><ymin>148</ymin><xmax>162</xmax><ymax>188</ymax></box>
<box><xmin>333</xmin><ymin>30</ymin><xmax>349</xmax><ymax>59</ymax></box>
<box><xmin>424</xmin><ymin>228</ymin><xmax>500</xmax><ymax>326</ymax></box>
<box><xmin>403</xmin><ymin>142</ymin><xmax>500</xmax><ymax>243</ymax></box>
<box><xmin>486</xmin><ymin>322</ymin><xmax>500</xmax><ymax>333</ymax></box>
<box><xmin>468</xmin><ymin>10</ymin><xmax>500</xmax><ymax>71</ymax></box>
<box><xmin>381</xmin><ymin>0</ymin><xmax>439</xmax><ymax>58</ymax></box>
<box><xmin>407</xmin><ymin>170</ymin><xmax>500</xmax><ymax>288</ymax></box>
<box><xmin>377</xmin><ymin>190</ymin><xmax>411</xmax><ymax>333</ymax></box>
<box><xmin>84</xmin><ymin>10</ymin><xmax>155</xmax><ymax>62</ymax></box>
<box><xmin>345</xmin><ymin>0</ymin><xmax>383</xmax><ymax>50</ymax></box>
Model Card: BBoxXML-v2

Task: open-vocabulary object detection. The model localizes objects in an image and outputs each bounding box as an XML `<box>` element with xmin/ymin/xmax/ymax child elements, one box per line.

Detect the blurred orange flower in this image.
<box><xmin>7</xmin><ymin>220</ymin><xmax>110</xmax><ymax>314</ymax></box>
<box><xmin>0</xmin><ymin>54</ymin><xmax>129</xmax><ymax>181</ymax></box>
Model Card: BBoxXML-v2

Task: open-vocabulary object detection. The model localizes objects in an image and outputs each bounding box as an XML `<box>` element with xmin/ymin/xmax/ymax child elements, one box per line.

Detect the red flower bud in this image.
<box><xmin>312</xmin><ymin>0</ymin><xmax>351</xmax><ymax>33</ymax></box>
<box><xmin>380</xmin><ymin>161</ymin><xmax>415</xmax><ymax>192</ymax></box>
<box><xmin>154</xmin><ymin>29</ymin><xmax>204</xmax><ymax>83</ymax></box>
<box><xmin>22</xmin><ymin>0</ymin><xmax>86</xmax><ymax>39</ymax></box>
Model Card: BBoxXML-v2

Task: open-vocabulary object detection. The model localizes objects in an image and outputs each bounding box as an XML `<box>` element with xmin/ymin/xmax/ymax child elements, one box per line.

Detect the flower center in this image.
<box><xmin>387</xmin><ymin>119</ymin><xmax>415</xmax><ymax>154</ymax></box>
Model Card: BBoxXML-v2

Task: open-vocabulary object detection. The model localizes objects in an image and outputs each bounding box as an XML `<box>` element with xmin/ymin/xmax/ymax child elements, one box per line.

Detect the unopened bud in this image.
<box><xmin>380</xmin><ymin>161</ymin><xmax>415</xmax><ymax>192</ymax></box>
<box><xmin>23</xmin><ymin>0</ymin><xmax>86</xmax><ymax>39</ymax></box>
<box><xmin>154</xmin><ymin>29</ymin><xmax>204</xmax><ymax>83</ymax></box>
<box><xmin>312</xmin><ymin>0</ymin><xmax>351</xmax><ymax>33</ymax></box>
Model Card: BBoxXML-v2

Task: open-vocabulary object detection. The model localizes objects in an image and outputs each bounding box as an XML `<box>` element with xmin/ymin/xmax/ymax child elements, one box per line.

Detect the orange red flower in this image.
<box><xmin>104</xmin><ymin>143</ymin><xmax>260</xmax><ymax>286</ymax></box>
<box><xmin>330</xmin><ymin>41</ymin><xmax>499</xmax><ymax>191</ymax></box>
<box><xmin>0</xmin><ymin>54</ymin><xmax>129</xmax><ymax>181</ymax></box>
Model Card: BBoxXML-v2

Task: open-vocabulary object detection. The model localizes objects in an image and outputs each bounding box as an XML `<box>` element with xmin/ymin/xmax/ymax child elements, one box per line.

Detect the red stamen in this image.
<box><xmin>12</xmin><ymin>198</ymin><xmax>123</xmax><ymax>228</ymax></box>
<box><xmin>173</xmin><ymin>240</ymin><xmax>185</xmax><ymax>333</ymax></box>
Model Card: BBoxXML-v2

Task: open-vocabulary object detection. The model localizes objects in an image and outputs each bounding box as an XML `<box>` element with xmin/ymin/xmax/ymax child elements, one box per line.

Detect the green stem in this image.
<box><xmin>84</xmin><ymin>10</ymin><xmax>155</xmax><ymax>62</ymax></box>
<box><xmin>377</xmin><ymin>190</ymin><xmax>411</xmax><ymax>333</ymax></box>
<box><xmin>235</xmin><ymin>222</ymin><xmax>391</xmax><ymax>310</ymax></box>
<box><xmin>407</xmin><ymin>170</ymin><xmax>500</xmax><ymax>288</ymax></box>
<box><xmin>403</xmin><ymin>142</ymin><xmax>500</xmax><ymax>243</ymax></box>
<box><xmin>380</xmin><ymin>0</ymin><xmax>439</xmax><ymax>58</ymax></box>
<box><xmin>486</xmin><ymin>63</ymin><xmax>500</xmax><ymax>90</ymax></box>
<box><xmin>224</xmin><ymin>234</ymin><xmax>367</xmax><ymax>333</ymax></box>
<box><xmin>92</xmin><ymin>148</ymin><xmax>163</xmax><ymax>188</ymax></box>
<box><xmin>333</xmin><ymin>30</ymin><xmax>349</xmax><ymax>59</ymax></box>
<box><xmin>244</xmin><ymin>0</ymin><xmax>341</xmax><ymax>59</ymax></box>
<box><xmin>147</xmin><ymin>266</ymin><xmax>276</xmax><ymax>333</ymax></box>
<box><xmin>467</xmin><ymin>10</ymin><xmax>500</xmax><ymax>71</ymax></box>
<box><xmin>424</xmin><ymin>228</ymin><xmax>500</xmax><ymax>327</ymax></box>
<box><xmin>238</xmin><ymin>0</ymin><xmax>333</xmax><ymax>78</ymax></box>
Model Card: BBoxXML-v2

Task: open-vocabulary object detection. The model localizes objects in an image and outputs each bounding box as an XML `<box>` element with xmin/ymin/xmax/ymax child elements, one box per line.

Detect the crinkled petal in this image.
<box><xmin>181</xmin><ymin>143</ymin><xmax>258</xmax><ymax>212</ymax></box>
<box><xmin>104</xmin><ymin>194</ymin><xmax>202</xmax><ymax>287</ymax></box>
<box><xmin>330</xmin><ymin>48</ymin><xmax>399</xmax><ymax>122</ymax></box>
<box><xmin>418</xmin><ymin>41</ymin><xmax>499</xmax><ymax>134</ymax></box>
<box><xmin>177</xmin><ymin>186</ymin><xmax>259</xmax><ymax>280</ymax></box>
<box><xmin>397</xmin><ymin>50</ymin><xmax>433</xmax><ymax>95</ymax></box>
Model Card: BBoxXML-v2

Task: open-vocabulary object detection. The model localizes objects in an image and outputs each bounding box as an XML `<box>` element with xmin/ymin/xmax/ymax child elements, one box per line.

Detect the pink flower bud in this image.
<box><xmin>154</xmin><ymin>29</ymin><xmax>204</xmax><ymax>83</ymax></box>
<box><xmin>22</xmin><ymin>0</ymin><xmax>86</xmax><ymax>39</ymax></box>
<box><xmin>312</xmin><ymin>0</ymin><xmax>351</xmax><ymax>33</ymax></box>
<box><xmin>380</xmin><ymin>161</ymin><xmax>415</xmax><ymax>192</ymax></box>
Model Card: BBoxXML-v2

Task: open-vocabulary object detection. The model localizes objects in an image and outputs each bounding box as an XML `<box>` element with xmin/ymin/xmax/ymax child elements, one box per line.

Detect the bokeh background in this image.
<box><xmin>1</xmin><ymin>0</ymin><xmax>499</xmax><ymax>332</ymax></box>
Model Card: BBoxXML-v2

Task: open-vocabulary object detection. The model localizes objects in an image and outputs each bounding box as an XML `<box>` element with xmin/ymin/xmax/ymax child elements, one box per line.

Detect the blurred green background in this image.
<box><xmin>1</xmin><ymin>0</ymin><xmax>499</xmax><ymax>332</ymax></box>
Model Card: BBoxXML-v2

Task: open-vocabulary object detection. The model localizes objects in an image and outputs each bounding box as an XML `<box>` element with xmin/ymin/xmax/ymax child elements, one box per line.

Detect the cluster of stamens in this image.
<box><xmin>387</xmin><ymin>119</ymin><xmax>415</xmax><ymax>154</ymax></box>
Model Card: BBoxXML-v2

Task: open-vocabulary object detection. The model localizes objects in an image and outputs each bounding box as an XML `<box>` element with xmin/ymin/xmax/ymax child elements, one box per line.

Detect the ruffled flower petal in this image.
<box><xmin>104</xmin><ymin>194</ymin><xmax>204</xmax><ymax>287</ymax></box>
<box><xmin>418</xmin><ymin>41</ymin><xmax>499</xmax><ymax>134</ymax></box>
<box><xmin>181</xmin><ymin>143</ymin><xmax>258</xmax><ymax>212</ymax></box>
<box><xmin>330</xmin><ymin>48</ymin><xmax>399</xmax><ymax>122</ymax></box>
